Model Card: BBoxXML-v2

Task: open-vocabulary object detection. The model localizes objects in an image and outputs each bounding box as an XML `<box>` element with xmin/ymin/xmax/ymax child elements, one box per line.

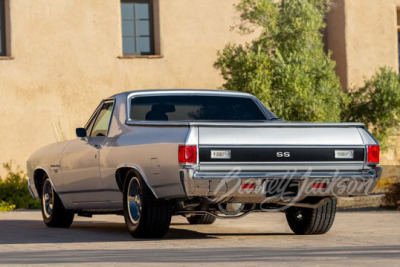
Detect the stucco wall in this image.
<box><xmin>326</xmin><ymin>0</ymin><xmax>400</xmax><ymax>167</ymax></box>
<box><xmin>2</xmin><ymin>0</ymin><xmax>400</xmax><ymax>171</ymax></box>
<box><xmin>327</xmin><ymin>0</ymin><xmax>400</xmax><ymax>89</ymax></box>
<box><xmin>0</xmin><ymin>0</ymin><xmax>253</xmax><ymax>170</ymax></box>
<box><xmin>326</xmin><ymin>0</ymin><xmax>400</xmax><ymax>166</ymax></box>
<box><xmin>326</xmin><ymin>0</ymin><xmax>347</xmax><ymax>89</ymax></box>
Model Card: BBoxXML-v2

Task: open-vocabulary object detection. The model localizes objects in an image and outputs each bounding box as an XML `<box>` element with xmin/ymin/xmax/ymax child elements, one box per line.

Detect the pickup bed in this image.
<box><xmin>27</xmin><ymin>90</ymin><xmax>382</xmax><ymax>238</ymax></box>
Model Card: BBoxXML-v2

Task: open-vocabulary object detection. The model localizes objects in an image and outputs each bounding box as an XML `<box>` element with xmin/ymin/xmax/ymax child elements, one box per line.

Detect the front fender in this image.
<box><xmin>29</xmin><ymin>167</ymin><xmax>68</xmax><ymax>208</ymax></box>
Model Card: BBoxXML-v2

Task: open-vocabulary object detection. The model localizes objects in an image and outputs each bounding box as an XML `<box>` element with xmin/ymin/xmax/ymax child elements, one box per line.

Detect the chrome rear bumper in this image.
<box><xmin>182</xmin><ymin>167</ymin><xmax>382</xmax><ymax>203</ymax></box>
<box><xmin>193</xmin><ymin>170</ymin><xmax>379</xmax><ymax>179</ymax></box>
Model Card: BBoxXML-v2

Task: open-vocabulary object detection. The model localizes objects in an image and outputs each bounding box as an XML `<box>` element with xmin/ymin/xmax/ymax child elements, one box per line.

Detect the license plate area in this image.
<box><xmin>264</xmin><ymin>179</ymin><xmax>300</xmax><ymax>198</ymax></box>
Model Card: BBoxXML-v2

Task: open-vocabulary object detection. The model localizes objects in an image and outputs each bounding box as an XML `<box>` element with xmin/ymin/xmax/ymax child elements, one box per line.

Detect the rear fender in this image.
<box><xmin>115</xmin><ymin>164</ymin><xmax>159</xmax><ymax>198</ymax></box>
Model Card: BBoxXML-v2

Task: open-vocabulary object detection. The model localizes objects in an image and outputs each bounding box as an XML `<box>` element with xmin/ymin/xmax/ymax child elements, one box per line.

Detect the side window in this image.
<box><xmin>90</xmin><ymin>102</ymin><xmax>114</xmax><ymax>137</ymax></box>
<box><xmin>85</xmin><ymin>103</ymin><xmax>102</xmax><ymax>135</ymax></box>
<box><xmin>85</xmin><ymin>116</ymin><xmax>97</xmax><ymax>137</ymax></box>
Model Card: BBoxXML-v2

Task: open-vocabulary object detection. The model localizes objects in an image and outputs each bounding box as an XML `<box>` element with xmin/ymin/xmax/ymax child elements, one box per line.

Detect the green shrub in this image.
<box><xmin>342</xmin><ymin>67</ymin><xmax>400</xmax><ymax>150</ymax></box>
<box><xmin>0</xmin><ymin>163</ymin><xmax>41</xmax><ymax>209</ymax></box>
<box><xmin>215</xmin><ymin>0</ymin><xmax>343</xmax><ymax>122</ymax></box>
<box><xmin>0</xmin><ymin>201</ymin><xmax>15</xmax><ymax>212</ymax></box>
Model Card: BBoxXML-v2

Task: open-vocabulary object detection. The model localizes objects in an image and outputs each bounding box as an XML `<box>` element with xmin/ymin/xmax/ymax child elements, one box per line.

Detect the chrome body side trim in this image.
<box><xmin>126</xmin><ymin>120</ymin><xmax>366</xmax><ymax>128</ymax></box>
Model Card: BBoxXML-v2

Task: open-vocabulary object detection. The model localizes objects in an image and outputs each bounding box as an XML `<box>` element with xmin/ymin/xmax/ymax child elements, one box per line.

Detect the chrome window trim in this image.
<box><xmin>105</xmin><ymin>99</ymin><xmax>116</xmax><ymax>137</ymax></box>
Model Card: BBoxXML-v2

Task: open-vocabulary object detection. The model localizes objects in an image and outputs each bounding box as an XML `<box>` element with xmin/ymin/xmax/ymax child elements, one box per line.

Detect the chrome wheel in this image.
<box><xmin>123</xmin><ymin>171</ymin><xmax>172</xmax><ymax>238</ymax></box>
<box><xmin>42</xmin><ymin>180</ymin><xmax>54</xmax><ymax>218</ymax></box>
<box><xmin>127</xmin><ymin>177</ymin><xmax>142</xmax><ymax>225</ymax></box>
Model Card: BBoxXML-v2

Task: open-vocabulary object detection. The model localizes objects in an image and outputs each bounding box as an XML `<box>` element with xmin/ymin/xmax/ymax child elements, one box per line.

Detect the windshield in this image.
<box><xmin>129</xmin><ymin>95</ymin><xmax>270</xmax><ymax>121</ymax></box>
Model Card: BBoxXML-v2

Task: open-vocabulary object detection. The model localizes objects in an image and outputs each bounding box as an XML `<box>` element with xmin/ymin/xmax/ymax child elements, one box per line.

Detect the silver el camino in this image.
<box><xmin>27</xmin><ymin>90</ymin><xmax>382</xmax><ymax>238</ymax></box>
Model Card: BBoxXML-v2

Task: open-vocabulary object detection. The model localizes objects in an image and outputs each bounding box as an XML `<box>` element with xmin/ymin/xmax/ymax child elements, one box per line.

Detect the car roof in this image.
<box><xmin>110</xmin><ymin>89</ymin><xmax>253</xmax><ymax>99</ymax></box>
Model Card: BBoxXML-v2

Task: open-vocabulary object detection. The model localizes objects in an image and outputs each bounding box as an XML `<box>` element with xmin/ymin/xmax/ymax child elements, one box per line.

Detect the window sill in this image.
<box><xmin>118</xmin><ymin>55</ymin><xmax>163</xmax><ymax>59</ymax></box>
<box><xmin>0</xmin><ymin>56</ymin><xmax>14</xmax><ymax>60</ymax></box>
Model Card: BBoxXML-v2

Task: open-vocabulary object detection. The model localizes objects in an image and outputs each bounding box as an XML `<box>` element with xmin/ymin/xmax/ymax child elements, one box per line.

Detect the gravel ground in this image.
<box><xmin>0</xmin><ymin>210</ymin><xmax>399</xmax><ymax>266</ymax></box>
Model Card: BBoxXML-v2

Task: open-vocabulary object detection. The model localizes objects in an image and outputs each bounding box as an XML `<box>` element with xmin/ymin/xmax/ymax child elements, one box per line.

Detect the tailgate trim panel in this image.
<box><xmin>199</xmin><ymin>147</ymin><xmax>365</xmax><ymax>162</ymax></box>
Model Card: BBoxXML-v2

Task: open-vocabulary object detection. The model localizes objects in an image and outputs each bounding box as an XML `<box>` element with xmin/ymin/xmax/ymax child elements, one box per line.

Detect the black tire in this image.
<box><xmin>123</xmin><ymin>170</ymin><xmax>172</xmax><ymax>238</ymax></box>
<box><xmin>285</xmin><ymin>197</ymin><xmax>336</xmax><ymax>235</ymax></box>
<box><xmin>41</xmin><ymin>175</ymin><xmax>74</xmax><ymax>228</ymax></box>
<box><xmin>187</xmin><ymin>214</ymin><xmax>216</xmax><ymax>225</ymax></box>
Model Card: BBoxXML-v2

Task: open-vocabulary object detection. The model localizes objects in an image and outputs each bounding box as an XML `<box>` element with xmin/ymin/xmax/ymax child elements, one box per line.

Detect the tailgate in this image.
<box><xmin>194</xmin><ymin>123</ymin><xmax>367</xmax><ymax>172</ymax></box>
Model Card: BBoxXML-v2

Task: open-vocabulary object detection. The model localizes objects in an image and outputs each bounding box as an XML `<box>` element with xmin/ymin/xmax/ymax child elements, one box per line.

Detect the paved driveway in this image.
<box><xmin>0</xmin><ymin>210</ymin><xmax>399</xmax><ymax>266</ymax></box>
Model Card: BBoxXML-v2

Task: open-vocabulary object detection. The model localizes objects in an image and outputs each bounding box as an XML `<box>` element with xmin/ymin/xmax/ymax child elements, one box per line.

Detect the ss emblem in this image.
<box><xmin>277</xmin><ymin>152</ymin><xmax>291</xmax><ymax>158</ymax></box>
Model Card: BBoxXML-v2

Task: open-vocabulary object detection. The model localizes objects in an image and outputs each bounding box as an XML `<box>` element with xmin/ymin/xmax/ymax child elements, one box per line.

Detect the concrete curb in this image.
<box><xmin>337</xmin><ymin>194</ymin><xmax>386</xmax><ymax>209</ymax></box>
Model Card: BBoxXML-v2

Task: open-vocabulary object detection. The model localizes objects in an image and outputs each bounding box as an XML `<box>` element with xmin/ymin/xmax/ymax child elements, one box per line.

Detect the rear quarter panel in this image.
<box><xmin>100</xmin><ymin>126</ymin><xmax>190</xmax><ymax>202</ymax></box>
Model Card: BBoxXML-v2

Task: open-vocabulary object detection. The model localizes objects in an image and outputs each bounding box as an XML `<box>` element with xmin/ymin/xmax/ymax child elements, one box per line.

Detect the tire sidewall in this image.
<box><xmin>41</xmin><ymin>176</ymin><xmax>54</xmax><ymax>225</ymax></box>
<box><xmin>123</xmin><ymin>171</ymin><xmax>145</xmax><ymax>234</ymax></box>
<box><xmin>285</xmin><ymin>198</ymin><xmax>337</xmax><ymax>235</ymax></box>
<box><xmin>40</xmin><ymin>174</ymin><xmax>74</xmax><ymax>228</ymax></box>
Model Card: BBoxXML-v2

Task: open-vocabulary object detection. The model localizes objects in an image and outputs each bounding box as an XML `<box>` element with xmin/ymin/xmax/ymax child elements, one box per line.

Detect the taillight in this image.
<box><xmin>178</xmin><ymin>145</ymin><xmax>197</xmax><ymax>164</ymax></box>
<box><xmin>241</xmin><ymin>183</ymin><xmax>256</xmax><ymax>190</ymax></box>
<box><xmin>367</xmin><ymin>145</ymin><xmax>380</xmax><ymax>164</ymax></box>
<box><xmin>312</xmin><ymin>183</ymin><xmax>327</xmax><ymax>189</ymax></box>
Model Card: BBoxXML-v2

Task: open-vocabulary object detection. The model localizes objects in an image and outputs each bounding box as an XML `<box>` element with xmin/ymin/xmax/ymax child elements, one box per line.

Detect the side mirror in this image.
<box><xmin>76</xmin><ymin>128</ymin><xmax>87</xmax><ymax>138</ymax></box>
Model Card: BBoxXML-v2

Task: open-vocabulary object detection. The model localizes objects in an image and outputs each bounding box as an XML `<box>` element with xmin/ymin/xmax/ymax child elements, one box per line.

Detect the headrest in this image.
<box><xmin>151</xmin><ymin>104</ymin><xmax>176</xmax><ymax>113</ymax></box>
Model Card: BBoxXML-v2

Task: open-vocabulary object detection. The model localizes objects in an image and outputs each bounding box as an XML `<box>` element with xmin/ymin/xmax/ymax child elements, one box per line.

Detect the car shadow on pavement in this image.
<box><xmin>0</xmin><ymin>219</ymin><xmax>293</xmax><ymax>244</ymax></box>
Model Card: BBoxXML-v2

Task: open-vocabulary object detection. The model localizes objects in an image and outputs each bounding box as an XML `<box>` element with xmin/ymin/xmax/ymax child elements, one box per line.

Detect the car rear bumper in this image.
<box><xmin>181</xmin><ymin>167</ymin><xmax>383</xmax><ymax>203</ymax></box>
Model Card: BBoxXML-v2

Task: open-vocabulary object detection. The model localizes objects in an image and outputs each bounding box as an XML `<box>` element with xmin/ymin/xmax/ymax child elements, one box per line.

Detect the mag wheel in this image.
<box><xmin>123</xmin><ymin>170</ymin><xmax>172</xmax><ymax>238</ymax></box>
<box><xmin>41</xmin><ymin>175</ymin><xmax>74</xmax><ymax>228</ymax></box>
<box><xmin>285</xmin><ymin>197</ymin><xmax>337</xmax><ymax>235</ymax></box>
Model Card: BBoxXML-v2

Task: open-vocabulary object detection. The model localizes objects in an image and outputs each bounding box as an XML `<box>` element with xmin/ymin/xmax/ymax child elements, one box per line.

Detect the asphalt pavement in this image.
<box><xmin>0</xmin><ymin>210</ymin><xmax>399</xmax><ymax>266</ymax></box>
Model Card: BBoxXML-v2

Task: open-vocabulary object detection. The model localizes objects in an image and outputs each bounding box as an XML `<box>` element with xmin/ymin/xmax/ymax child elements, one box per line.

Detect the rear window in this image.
<box><xmin>129</xmin><ymin>95</ymin><xmax>268</xmax><ymax>121</ymax></box>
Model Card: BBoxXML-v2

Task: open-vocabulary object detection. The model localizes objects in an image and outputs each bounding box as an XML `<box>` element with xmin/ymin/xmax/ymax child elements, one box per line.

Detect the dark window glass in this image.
<box><xmin>0</xmin><ymin>0</ymin><xmax>5</xmax><ymax>56</ymax></box>
<box><xmin>121</xmin><ymin>0</ymin><xmax>154</xmax><ymax>55</ymax></box>
<box><xmin>130</xmin><ymin>95</ymin><xmax>268</xmax><ymax>121</ymax></box>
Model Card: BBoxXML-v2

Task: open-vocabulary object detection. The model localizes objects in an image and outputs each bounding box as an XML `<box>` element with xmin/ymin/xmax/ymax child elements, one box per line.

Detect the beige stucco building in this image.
<box><xmin>326</xmin><ymin>0</ymin><xmax>400</xmax><ymax>90</ymax></box>
<box><xmin>0</xmin><ymin>0</ymin><xmax>400</xmax><ymax>170</ymax></box>
<box><xmin>326</xmin><ymin>0</ymin><xmax>400</xmax><ymax>167</ymax></box>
